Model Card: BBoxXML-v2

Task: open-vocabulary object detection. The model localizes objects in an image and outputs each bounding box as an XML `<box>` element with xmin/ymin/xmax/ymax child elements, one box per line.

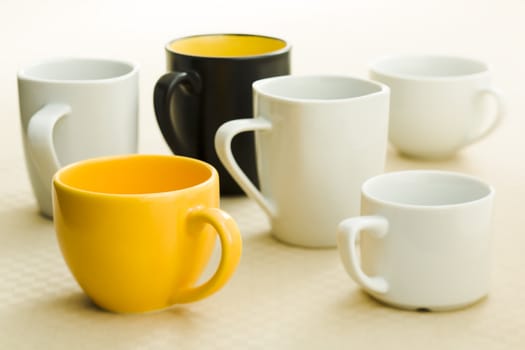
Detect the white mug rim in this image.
<box><xmin>361</xmin><ymin>170</ymin><xmax>494</xmax><ymax>210</ymax></box>
<box><xmin>253</xmin><ymin>74</ymin><xmax>389</xmax><ymax>104</ymax></box>
<box><xmin>369</xmin><ymin>54</ymin><xmax>490</xmax><ymax>81</ymax></box>
<box><xmin>17</xmin><ymin>57</ymin><xmax>139</xmax><ymax>84</ymax></box>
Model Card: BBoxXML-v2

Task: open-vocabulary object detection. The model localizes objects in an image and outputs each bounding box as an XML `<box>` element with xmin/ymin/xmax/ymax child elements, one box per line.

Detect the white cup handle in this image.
<box><xmin>337</xmin><ymin>216</ymin><xmax>390</xmax><ymax>294</ymax></box>
<box><xmin>215</xmin><ymin>118</ymin><xmax>276</xmax><ymax>217</ymax></box>
<box><xmin>27</xmin><ymin>103</ymin><xmax>71</xmax><ymax>183</ymax></box>
<box><xmin>465</xmin><ymin>87</ymin><xmax>506</xmax><ymax>145</ymax></box>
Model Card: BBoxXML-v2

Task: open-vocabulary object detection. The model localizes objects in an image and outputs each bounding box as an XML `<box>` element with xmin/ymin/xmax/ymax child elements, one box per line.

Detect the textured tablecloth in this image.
<box><xmin>2</xmin><ymin>0</ymin><xmax>525</xmax><ymax>348</ymax></box>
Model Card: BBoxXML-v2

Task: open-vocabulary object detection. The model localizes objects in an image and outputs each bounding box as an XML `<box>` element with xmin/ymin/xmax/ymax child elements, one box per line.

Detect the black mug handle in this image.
<box><xmin>153</xmin><ymin>71</ymin><xmax>202</xmax><ymax>158</ymax></box>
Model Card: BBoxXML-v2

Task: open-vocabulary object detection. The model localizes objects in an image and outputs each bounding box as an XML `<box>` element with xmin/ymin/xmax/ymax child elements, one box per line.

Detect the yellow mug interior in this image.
<box><xmin>55</xmin><ymin>154</ymin><xmax>213</xmax><ymax>195</ymax></box>
<box><xmin>167</xmin><ymin>34</ymin><xmax>288</xmax><ymax>58</ymax></box>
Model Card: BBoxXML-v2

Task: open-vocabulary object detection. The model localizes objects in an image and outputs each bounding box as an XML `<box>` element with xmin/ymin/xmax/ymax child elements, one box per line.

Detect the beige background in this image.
<box><xmin>1</xmin><ymin>0</ymin><xmax>525</xmax><ymax>348</ymax></box>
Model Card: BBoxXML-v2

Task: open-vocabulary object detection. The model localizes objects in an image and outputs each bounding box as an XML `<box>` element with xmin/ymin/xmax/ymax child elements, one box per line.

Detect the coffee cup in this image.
<box><xmin>337</xmin><ymin>170</ymin><xmax>494</xmax><ymax>311</ymax></box>
<box><xmin>18</xmin><ymin>57</ymin><xmax>139</xmax><ymax>217</ymax></box>
<box><xmin>154</xmin><ymin>33</ymin><xmax>291</xmax><ymax>195</ymax></box>
<box><xmin>215</xmin><ymin>75</ymin><xmax>390</xmax><ymax>248</ymax></box>
<box><xmin>52</xmin><ymin>154</ymin><xmax>242</xmax><ymax>313</ymax></box>
<box><xmin>369</xmin><ymin>54</ymin><xmax>505</xmax><ymax>159</ymax></box>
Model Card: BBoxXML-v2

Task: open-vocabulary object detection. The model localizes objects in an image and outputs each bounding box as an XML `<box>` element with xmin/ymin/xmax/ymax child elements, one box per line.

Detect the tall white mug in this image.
<box><xmin>215</xmin><ymin>75</ymin><xmax>390</xmax><ymax>248</ymax></box>
<box><xmin>337</xmin><ymin>170</ymin><xmax>494</xmax><ymax>311</ymax></box>
<box><xmin>370</xmin><ymin>54</ymin><xmax>505</xmax><ymax>159</ymax></box>
<box><xmin>18</xmin><ymin>58</ymin><xmax>139</xmax><ymax>217</ymax></box>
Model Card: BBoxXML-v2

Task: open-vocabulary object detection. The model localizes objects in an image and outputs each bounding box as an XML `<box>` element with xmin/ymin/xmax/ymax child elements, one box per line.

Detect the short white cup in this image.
<box><xmin>215</xmin><ymin>75</ymin><xmax>390</xmax><ymax>248</ymax></box>
<box><xmin>18</xmin><ymin>58</ymin><xmax>139</xmax><ymax>217</ymax></box>
<box><xmin>370</xmin><ymin>54</ymin><xmax>505</xmax><ymax>159</ymax></box>
<box><xmin>337</xmin><ymin>170</ymin><xmax>494</xmax><ymax>311</ymax></box>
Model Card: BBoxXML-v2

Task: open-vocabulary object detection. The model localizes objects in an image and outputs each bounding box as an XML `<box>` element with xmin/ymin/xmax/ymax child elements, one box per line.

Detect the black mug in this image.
<box><xmin>154</xmin><ymin>33</ymin><xmax>291</xmax><ymax>195</ymax></box>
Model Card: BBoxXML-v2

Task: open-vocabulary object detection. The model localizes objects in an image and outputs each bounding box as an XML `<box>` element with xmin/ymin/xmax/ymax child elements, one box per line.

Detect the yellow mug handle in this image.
<box><xmin>175</xmin><ymin>207</ymin><xmax>242</xmax><ymax>303</ymax></box>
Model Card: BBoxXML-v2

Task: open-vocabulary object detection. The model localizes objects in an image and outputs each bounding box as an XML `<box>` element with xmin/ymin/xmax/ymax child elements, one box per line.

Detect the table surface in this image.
<box><xmin>2</xmin><ymin>0</ymin><xmax>525</xmax><ymax>348</ymax></box>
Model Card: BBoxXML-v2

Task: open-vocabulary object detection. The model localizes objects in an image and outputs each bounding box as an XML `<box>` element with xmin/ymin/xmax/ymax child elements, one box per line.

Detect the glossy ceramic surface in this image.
<box><xmin>216</xmin><ymin>75</ymin><xmax>390</xmax><ymax>247</ymax></box>
<box><xmin>337</xmin><ymin>170</ymin><xmax>494</xmax><ymax>310</ymax></box>
<box><xmin>52</xmin><ymin>154</ymin><xmax>242</xmax><ymax>313</ymax></box>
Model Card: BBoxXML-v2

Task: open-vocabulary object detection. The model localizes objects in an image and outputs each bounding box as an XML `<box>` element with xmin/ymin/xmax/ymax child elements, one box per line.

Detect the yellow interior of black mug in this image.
<box><xmin>168</xmin><ymin>34</ymin><xmax>288</xmax><ymax>58</ymax></box>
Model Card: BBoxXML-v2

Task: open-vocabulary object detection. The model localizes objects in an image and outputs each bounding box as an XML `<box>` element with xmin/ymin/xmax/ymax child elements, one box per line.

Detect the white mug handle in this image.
<box><xmin>215</xmin><ymin>118</ymin><xmax>276</xmax><ymax>217</ymax></box>
<box><xmin>337</xmin><ymin>216</ymin><xmax>390</xmax><ymax>294</ymax></box>
<box><xmin>465</xmin><ymin>87</ymin><xmax>506</xmax><ymax>145</ymax></box>
<box><xmin>27</xmin><ymin>103</ymin><xmax>71</xmax><ymax>183</ymax></box>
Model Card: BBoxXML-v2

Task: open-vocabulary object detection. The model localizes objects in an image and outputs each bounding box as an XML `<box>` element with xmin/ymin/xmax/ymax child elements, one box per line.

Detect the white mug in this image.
<box><xmin>18</xmin><ymin>57</ymin><xmax>139</xmax><ymax>217</ymax></box>
<box><xmin>215</xmin><ymin>75</ymin><xmax>390</xmax><ymax>248</ymax></box>
<box><xmin>370</xmin><ymin>54</ymin><xmax>505</xmax><ymax>159</ymax></box>
<box><xmin>337</xmin><ymin>170</ymin><xmax>494</xmax><ymax>311</ymax></box>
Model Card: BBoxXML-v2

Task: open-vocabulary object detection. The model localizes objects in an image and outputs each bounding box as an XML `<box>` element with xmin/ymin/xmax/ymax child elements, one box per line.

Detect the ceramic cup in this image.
<box><xmin>215</xmin><ymin>75</ymin><xmax>390</xmax><ymax>248</ymax></box>
<box><xmin>337</xmin><ymin>170</ymin><xmax>494</xmax><ymax>311</ymax></box>
<box><xmin>52</xmin><ymin>154</ymin><xmax>242</xmax><ymax>313</ymax></box>
<box><xmin>370</xmin><ymin>54</ymin><xmax>505</xmax><ymax>159</ymax></box>
<box><xmin>18</xmin><ymin>57</ymin><xmax>139</xmax><ymax>218</ymax></box>
<box><xmin>154</xmin><ymin>33</ymin><xmax>291</xmax><ymax>195</ymax></box>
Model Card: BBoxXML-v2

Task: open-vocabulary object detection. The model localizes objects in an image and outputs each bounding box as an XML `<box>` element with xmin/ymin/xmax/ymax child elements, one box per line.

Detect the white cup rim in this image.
<box><xmin>369</xmin><ymin>54</ymin><xmax>490</xmax><ymax>81</ymax></box>
<box><xmin>362</xmin><ymin>170</ymin><xmax>494</xmax><ymax>209</ymax></box>
<box><xmin>253</xmin><ymin>74</ymin><xmax>389</xmax><ymax>104</ymax></box>
<box><xmin>17</xmin><ymin>57</ymin><xmax>139</xmax><ymax>84</ymax></box>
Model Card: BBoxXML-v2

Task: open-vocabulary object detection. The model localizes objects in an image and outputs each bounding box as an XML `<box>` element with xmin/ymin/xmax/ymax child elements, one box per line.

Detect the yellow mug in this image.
<box><xmin>52</xmin><ymin>154</ymin><xmax>242</xmax><ymax>313</ymax></box>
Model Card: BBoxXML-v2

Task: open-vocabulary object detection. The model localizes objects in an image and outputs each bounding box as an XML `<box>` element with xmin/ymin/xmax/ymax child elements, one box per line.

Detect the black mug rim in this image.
<box><xmin>164</xmin><ymin>33</ymin><xmax>291</xmax><ymax>60</ymax></box>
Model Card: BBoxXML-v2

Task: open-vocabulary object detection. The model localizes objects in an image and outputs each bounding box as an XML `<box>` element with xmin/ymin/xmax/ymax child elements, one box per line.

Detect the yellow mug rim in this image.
<box><xmin>53</xmin><ymin>154</ymin><xmax>218</xmax><ymax>199</ymax></box>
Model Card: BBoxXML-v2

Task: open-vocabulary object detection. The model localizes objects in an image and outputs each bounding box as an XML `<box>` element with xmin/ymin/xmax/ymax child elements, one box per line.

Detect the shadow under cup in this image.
<box><xmin>52</xmin><ymin>154</ymin><xmax>242</xmax><ymax>313</ymax></box>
